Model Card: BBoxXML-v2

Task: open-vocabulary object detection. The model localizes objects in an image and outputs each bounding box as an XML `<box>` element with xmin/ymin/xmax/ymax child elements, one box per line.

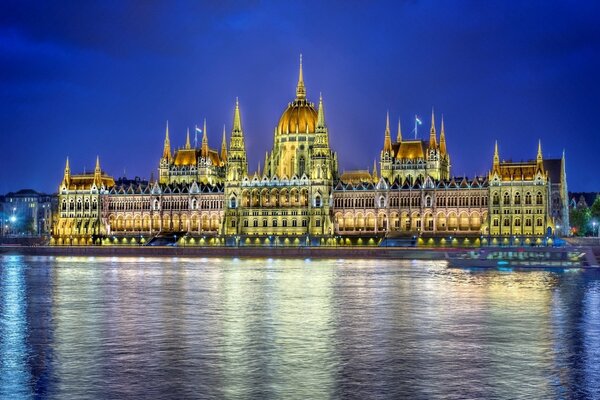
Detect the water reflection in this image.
<box><xmin>0</xmin><ymin>255</ymin><xmax>599</xmax><ymax>398</ymax></box>
<box><xmin>0</xmin><ymin>256</ymin><xmax>32</xmax><ymax>398</ymax></box>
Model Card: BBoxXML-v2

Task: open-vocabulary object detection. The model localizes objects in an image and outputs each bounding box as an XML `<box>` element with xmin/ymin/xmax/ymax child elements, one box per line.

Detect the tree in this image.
<box><xmin>569</xmin><ymin>207</ymin><xmax>591</xmax><ymax>236</ymax></box>
<box><xmin>590</xmin><ymin>195</ymin><xmax>600</xmax><ymax>220</ymax></box>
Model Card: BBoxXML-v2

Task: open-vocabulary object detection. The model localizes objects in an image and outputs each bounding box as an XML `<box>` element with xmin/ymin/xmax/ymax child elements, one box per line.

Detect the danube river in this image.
<box><xmin>1</xmin><ymin>255</ymin><xmax>599</xmax><ymax>399</ymax></box>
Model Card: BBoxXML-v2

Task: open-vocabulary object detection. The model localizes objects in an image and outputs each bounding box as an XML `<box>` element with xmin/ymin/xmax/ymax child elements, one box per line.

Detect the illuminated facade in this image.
<box><xmin>223</xmin><ymin>56</ymin><xmax>338</xmax><ymax>237</ymax></box>
<box><xmin>52</xmin><ymin>57</ymin><xmax>568</xmax><ymax>246</ymax></box>
<box><xmin>52</xmin><ymin>157</ymin><xmax>114</xmax><ymax>245</ymax></box>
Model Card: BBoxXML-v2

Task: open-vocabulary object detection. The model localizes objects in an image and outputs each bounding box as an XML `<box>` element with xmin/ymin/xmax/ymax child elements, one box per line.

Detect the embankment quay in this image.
<box><xmin>2</xmin><ymin>244</ymin><xmax>600</xmax><ymax>267</ymax></box>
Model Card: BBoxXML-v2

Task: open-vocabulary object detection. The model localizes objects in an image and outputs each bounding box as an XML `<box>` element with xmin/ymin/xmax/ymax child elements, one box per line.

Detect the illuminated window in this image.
<box><xmin>536</xmin><ymin>192</ymin><xmax>543</xmax><ymax>205</ymax></box>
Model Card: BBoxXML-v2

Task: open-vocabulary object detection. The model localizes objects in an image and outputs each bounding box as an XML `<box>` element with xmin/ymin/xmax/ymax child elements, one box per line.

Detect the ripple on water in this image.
<box><xmin>0</xmin><ymin>255</ymin><xmax>599</xmax><ymax>399</ymax></box>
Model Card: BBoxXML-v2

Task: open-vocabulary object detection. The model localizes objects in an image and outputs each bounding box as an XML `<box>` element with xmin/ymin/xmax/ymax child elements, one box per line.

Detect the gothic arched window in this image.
<box><xmin>299</xmin><ymin>156</ymin><xmax>305</xmax><ymax>177</ymax></box>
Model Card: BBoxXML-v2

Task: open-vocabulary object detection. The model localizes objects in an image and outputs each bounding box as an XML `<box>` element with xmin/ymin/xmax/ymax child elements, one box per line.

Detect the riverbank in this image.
<box><xmin>0</xmin><ymin>245</ymin><xmax>450</xmax><ymax>260</ymax></box>
<box><xmin>1</xmin><ymin>244</ymin><xmax>599</xmax><ymax>265</ymax></box>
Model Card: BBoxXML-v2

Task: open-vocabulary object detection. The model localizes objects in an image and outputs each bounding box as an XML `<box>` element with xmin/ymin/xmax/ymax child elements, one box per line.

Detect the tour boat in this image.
<box><xmin>446</xmin><ymin>247</ymin><xmax>598</xmax><ymax>270</ymax></box>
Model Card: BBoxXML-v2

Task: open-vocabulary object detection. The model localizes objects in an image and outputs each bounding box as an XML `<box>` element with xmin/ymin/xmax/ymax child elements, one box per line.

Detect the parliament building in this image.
<box><xmin>52</xmin><ymin>57</ymin><xmax>569</xmax><ymax>247</ymax></box>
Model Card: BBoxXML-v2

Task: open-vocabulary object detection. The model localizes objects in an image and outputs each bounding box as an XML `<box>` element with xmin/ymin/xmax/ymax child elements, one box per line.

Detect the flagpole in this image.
<box><xmin>415</xmin><ymin>115</ymin><xmax>417</xmax><ymax>139</ymax></box>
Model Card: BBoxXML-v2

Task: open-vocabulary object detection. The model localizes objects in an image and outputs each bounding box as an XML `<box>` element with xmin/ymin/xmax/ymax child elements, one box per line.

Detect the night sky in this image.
<box><xmin>1</xmin><ymin>1</ymin><xmax>599</xmax><ymax>194</ymax></box>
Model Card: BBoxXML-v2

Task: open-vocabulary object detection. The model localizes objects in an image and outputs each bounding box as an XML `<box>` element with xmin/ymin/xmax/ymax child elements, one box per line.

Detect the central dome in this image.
<box><xmin>276</xmin><ymin>54</ymin><xmax>318</xmax><ymax>135</ymax></box>
<box><xmin>277</xmin><ymin>100</ymin><xmax>318</xmax><ymax>135</ymax></box>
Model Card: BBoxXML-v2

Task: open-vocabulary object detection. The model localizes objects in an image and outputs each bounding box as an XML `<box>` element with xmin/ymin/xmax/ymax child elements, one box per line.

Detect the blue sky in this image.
<box><xmin>1</xmin><ymin>0</ymin><xmax>599</xmax><ymax>192</ymax></box>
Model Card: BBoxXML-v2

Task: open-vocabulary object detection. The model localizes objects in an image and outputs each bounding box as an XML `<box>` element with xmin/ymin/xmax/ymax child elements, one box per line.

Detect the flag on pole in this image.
<box><xmin>195</xmin><ymin>125</ymin><xmax>201</xmax><ymax>147</ymax></box>
<box><xmin>415</xmin><ymin>115</ymin><xmax>422</xmax><ymax>125</ymax></box>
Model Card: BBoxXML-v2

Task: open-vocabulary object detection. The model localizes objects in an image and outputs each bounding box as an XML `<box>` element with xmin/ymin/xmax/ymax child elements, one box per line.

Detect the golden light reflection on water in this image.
<box><xmin>0</xmin><ymin>255</ymin><xmax>599</xmax><ymax>398</ymax></box>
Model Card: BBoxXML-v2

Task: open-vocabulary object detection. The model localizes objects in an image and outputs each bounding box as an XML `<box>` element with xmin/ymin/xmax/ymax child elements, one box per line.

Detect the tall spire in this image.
<box><xmin>93</xmin><ymin>155</ymin><xmax>102</xmax><ymax>186</ymax></box>
<box><xmin>317</xmin><ymin>92</ymin><xmax>326</xmax><ymax>128</ymax></box>
<box><xmin>263</xmin><ymin>151</ymin><xmax>269</xmax><ymax>176</ymax></box>
<box><xmin>296</xmin><ymin>54</ymin><xmax>306</xmax><ymax>100</ymax></box>
<box><xmin>162</xmin><ymin>120</ymin><xmax>171</xmax><ymax>160</ymax></box>
<box><xmin>63</xmin><ymin>156</ymin><xmax>71</xmax><ymax>186</ymax></box>
<box><xmin>227</xmin><ymin>98</ymin><xmax>248</xmax><ymax>177</ymax></box>
<box><xmin>439</xmin><ymin>115</ymin><xmax>447</xmax><ymax>155</ymax></box>
<box><xmin>185</xmin><ymin>127</ymin><xmax>191</xmax><ymax>149</ymax></box>
<box><xmin>201</xmin><ymin>118</ymin><xmax>209</xmax><ymax>158</ymax></box>
<box><xmin>397</xmin><ymin>118</ymin><xmax>402</xmax><ymax>142</ymax></box>
<box><xmin>383</xmin><ymin>111</ymin><xmax>392</xmax><ymax>153</ymax></box>
<box><xmin>372</xmin><ymin>159</ymin><xmax>378</xmax><ymax>181</ymax></box>
<box><xmin>220</xmin><ymin>124</ymin><xmax>227</xmax><ymax>162</ymax></box>
<box><xmin>493</xmin><ymin>140</ymin><xmax>500</xmax><ymax>166</ymax></box>
<box><xmin>537</xmin><ymin>139</ymin><xmax>543</xmax><ymax>162</ymax></box>
<box><xmin>233</xmin><ymin>98</ymin><xmax>242</xmax><ymax>133</ymax></box>
<box><xmin>429</xmin><ymin>108</ymin><xmax>437</xmax><ymax>148</ymax></box>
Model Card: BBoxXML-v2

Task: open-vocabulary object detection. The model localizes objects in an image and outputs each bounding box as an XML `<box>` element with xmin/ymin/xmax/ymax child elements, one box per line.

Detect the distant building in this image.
<box><xmin>1</xmin><ymin>189</ymin><xmax>55</xmax><ymax>236</ymax></box>
<box><xmin>569</xmin><ymin>192</ymin><xmax>599</xmax><ymax>209</ymax></box>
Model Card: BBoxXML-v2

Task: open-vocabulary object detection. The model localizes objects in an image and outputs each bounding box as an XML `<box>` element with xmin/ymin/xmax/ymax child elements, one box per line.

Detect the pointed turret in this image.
<box><xmin>439</xmin><ymin>115</ymin><xmax>447</xmax><ymax>155</ymax></box>
<box><xmin>296</xmin><ymin>54</ymin><xmax>306</xmax><ymax>100</ymax></box>
<box><xmin>383</xmin><ymin>111</ymin><xmax>392</xmax><ymax>153</ymax></box>
<box><xmin>429</xmin><ymin>108</ymin><xmax>437</xmax><ymax>148</ymax></box>
<box><xmin>63</xmin><ymin>156</ymin><xmax>71</xmax><ymax>187</ymax></box>
<box><xmin>185</xmin><ymin>127</ymin><xmax>191</xmax><ymax>149</ymax></box>
<box><xmin>233</xmin><ymin>98</ymin><xmax>242</xmax><ymax>133</ymax></box>
<box><xmin>397</xmin><ymin>118</ymin><xmax>402</xmax><ymax>142</ymax></box>
<box><xmin>263</xmin><ymin>151</ymin><xmax>269</xmax><ymax>176</ymax></box>
<box><xmin>227</xmin><ymin>98</ymin><xmax>248</xmax><ymax>178</ymax></box>
<box><xmin>93</xmin><ymin>155</ymin><xmax>102</xmax><ymax>185</ymax></box>
<box><xmin>536</xmin><ymin>139</ymin><xmax>544</xmax><ymax>172</ymax></box>
<box><xmin>493</xmin><ymin>140</ymin><xmax>500</xmax><ymax>167</ymax></box>
<box><xmin>317</xmin><ymin>92</ymin><xmax>326</xmax><ymax>128</ymax></box>
<box><xmin>372</xmin><ymin>159</ymin><xmax>378</xmax><ymax>182</ymax></box>
<box><xmin>201</xmin><ymin>118</ymin><xmax>209</xmax><ymax>158</ymax></box>
<box><xmin>220</xmin><ymin>125</ymin><xmax>227</xmax><ymax>162</ymax></box>
<box><xmin>162</xmin><ymin>121</ymin><xmax>171</xmax><ymax>160</ymax></box>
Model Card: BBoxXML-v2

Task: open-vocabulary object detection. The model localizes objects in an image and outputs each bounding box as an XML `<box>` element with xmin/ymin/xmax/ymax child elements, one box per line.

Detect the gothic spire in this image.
<box><xmin>201</xmin><ymin>118</ymin><xmax>209</xmax><ymax>158</ymax></box>
<box><xmin>93</xmin><ymin>155</ymin><xmax>102</xmax><ymax>186</ymax></box>
<box><xmin>220</xmin><ymin>124</ymin><xmax>227</xmax><ymax>162</ymax></box>
<box><xmin>537</xmin><ymin>139</ymin><xmax>543</xmax><ymax>162</ymax></box>
<box><xmin>493</xmin><ymin>140</ymin><xmax>499</xmax><ymax>166</ymax></box>
<box><xmin>263</xmin><ymin>151</ymin><xmax>269</xmax><ymax>176</ymax></box>
<box><xmin>317</xmin><ymin>92</ymin><xmax>326</xmax><ymax>128</ymax></box>
<box><xmin>397</xmin><ymin>117</ymin><xmax>402</xmax><ymax>142</ymax></box>
<box><xmin>162</xmin><ymin>120</ymin><xmax>171</xmax><ymax>160</ymax></box>
<box><xmin>429</xmin><ymin>108</ymin><xmax>437</xmax><ymax>148</ymax></box>
<box><xmin>63</xmin><ymin>156</ymin><xmax>70</xmax><ymax>185</ymax></box>
<box><xmin>372</xmin><ymin>159</ymin><xmax>378</xmax><ymax>182</ymax></box>
<box><xmin>233</xmin><ymin>98</ymin><xmax>242</xmax><ymax>134</ymax></box>
<box><xmin>185</xmin><ymin>127</ymin><xmax>191</xmax><ymax>149</ymax></box>
<box><xmin>296</xmin><ymin>54</ymin><xmax>306</xmax><ymax>100</ymax></box>
<box><xmin>383</xmin><ymin>110</ymin><xmax>392</xmax><ymax>153</ymax></box>
<box><xmin>440</xmin><ymin>115</ymin><xmax>447</xmax><ymax>155</ymax></box>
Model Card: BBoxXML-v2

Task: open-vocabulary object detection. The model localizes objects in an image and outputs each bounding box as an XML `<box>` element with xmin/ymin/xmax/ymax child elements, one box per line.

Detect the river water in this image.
<box><xmin>0</xmin><ymin>255</ymin><xmax>599</xmax><ymax>399</ymax></box>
